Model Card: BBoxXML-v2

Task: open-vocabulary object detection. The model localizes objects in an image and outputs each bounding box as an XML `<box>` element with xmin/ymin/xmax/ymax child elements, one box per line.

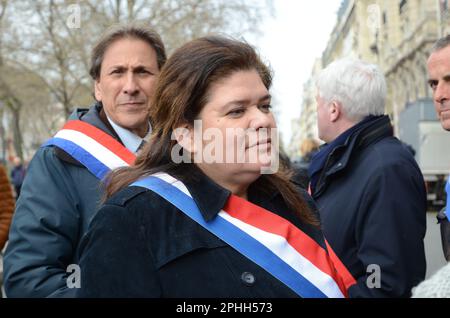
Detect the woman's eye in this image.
<box><xmin>227</xmin><ymin>108</ymin><xmax>245</xmax><ymax>116</ymax></box>
<box><xmin>259</xmin><ymin>104</ymin><xmax>272</xmax><ymax>112</ymax></box>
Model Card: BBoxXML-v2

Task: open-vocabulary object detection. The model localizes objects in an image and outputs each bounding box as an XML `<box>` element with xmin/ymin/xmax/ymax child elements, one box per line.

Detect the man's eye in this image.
<box><xmin>110</xmin><ymin>69</ymin><xmax>123</xmax><ymax>75</ymax></box>
<box><xmin>429</xmin><ymin>81</ymin><xmax>438</xmax><ymax>90</ymax></box>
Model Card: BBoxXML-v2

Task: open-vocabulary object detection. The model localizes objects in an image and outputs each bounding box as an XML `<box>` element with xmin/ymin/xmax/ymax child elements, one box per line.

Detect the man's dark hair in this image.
<box><xmin>89</xmin><ymin>23</ymin><xmax>167</xmax><ymax>80</ymax></box>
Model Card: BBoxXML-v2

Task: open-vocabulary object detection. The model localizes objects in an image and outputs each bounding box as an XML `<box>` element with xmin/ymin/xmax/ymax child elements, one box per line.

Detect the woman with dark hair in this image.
<box><xmin>76</xmin><ymin>36</ymin><xmax>354</xmax><ymax>298</ymax></box>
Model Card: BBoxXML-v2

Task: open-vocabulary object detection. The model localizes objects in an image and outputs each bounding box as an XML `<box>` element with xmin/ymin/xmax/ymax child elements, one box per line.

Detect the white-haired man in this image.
<box><xmin>427</xmin><ymin>35</ymin><xmax>450</xmax><ymax>261</ymax></box>
<box><xmin>309</xmin><ymin>58</ymin><xmax>427</xmax><ymax>297</ymax></box>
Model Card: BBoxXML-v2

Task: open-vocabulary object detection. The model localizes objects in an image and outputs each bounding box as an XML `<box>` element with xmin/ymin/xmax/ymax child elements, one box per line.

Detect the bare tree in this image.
<box><xmin>0</xmin><ymin>0</ymin><xmax>67</xmax><ymax>159</ymax></box>
<box><xmin>0</xmin><ymin>0</ymin><xmax>25</xmax><ymax>160</ymax></box>
<box><xmin>1</xmin><ymin>0</ymin><xmax>272</xmax><ymax>156</ymax></box>
<box><xmin>0</xmin><ymin>0</ymin><xmax>8</xmax><ymax>160</ymax></box>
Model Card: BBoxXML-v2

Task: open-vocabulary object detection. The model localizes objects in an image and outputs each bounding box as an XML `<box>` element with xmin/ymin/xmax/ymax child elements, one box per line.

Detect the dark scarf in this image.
<box><xmin>308</xmin><ymin>115</ymin><xmax>382</xmax><ymax>193</ymax></box>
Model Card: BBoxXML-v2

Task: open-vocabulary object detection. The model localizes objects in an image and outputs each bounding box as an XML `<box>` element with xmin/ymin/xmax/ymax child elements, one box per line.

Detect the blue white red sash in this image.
<box><xmin>43</xmin><ymin>120</ymin><xmax>136</xmax><ymax>179</ymax></box>
<box><xmin>131</xmin><ymin>173</ymin><xmax>356</xmax><ymax>298</ymax></box>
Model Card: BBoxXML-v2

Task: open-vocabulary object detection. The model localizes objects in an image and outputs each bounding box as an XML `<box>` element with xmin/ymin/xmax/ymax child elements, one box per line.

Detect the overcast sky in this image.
<box><xmin>248</xmin><ymin>0</ymin><xmax>343</xmax><ymax>146</ymax></box>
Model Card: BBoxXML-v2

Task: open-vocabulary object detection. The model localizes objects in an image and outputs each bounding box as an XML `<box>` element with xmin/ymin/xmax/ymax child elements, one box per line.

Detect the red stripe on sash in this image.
<box><xmin>224</xmin><ymin>194</ymin><xmax>350</xmax><ymax>296</ymax></box>
<box><xmin>62</xmin><ymin>120</ymin><xmax>136</xmax><ymax>165</ymax></box>
<box><xmin>325</xmin><ymin>240</ymin><xmax>357</xmax><ymax>294</ymax></box>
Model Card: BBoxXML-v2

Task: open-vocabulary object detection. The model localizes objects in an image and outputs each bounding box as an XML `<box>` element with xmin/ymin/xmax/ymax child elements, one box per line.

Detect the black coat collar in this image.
<box><xmin>314</xmin><ymin>115</ymin><xmax>393</xmax><ymax>196</ymax></box>
<box><xmin>182</xmin><ymin>167</ymin><xmax>232</xmax><ymax>222</ymax></box>
<box><xmin>178</xmin><ymin>166</ymin><xmax>280</xmax><ymax>222</ymax></box>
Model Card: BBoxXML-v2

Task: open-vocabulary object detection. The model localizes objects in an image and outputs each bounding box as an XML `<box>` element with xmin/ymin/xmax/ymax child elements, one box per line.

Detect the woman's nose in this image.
<box><xmin>248</xmin><ymin>107</ymin><xmax>273</xmax><ymax>130</ymax></box>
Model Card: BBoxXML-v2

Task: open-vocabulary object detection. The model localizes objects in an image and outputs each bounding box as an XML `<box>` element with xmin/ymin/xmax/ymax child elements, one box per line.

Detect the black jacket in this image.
<box><xmin>76</xmin><ymin>168</ymin><xmax>328</xmax><ymax>298</ymax></box>
<box><xmin>312</xmin><ymin>116</ymin><xmax>427</xmax><ymax>298</ymax></box>
<box><xmin>4</xmin><ymin>103</ymin><xmax>123</xmax><ymax>298</ymax></box>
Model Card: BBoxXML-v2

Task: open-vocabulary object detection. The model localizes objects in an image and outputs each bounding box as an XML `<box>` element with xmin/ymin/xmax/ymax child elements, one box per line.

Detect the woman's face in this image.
<box><xmin>188</xmin><ymin>69</ymin><xmax>277</xmax><ymax>189</ymax></box>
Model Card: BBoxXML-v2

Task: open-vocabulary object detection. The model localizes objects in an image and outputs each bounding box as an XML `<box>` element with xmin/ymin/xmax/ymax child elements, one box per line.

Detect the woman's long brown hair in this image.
<box><xmin>105</xmin><ymin>35</ymin><xmax>318</xmax><ymax>226</ymax></box>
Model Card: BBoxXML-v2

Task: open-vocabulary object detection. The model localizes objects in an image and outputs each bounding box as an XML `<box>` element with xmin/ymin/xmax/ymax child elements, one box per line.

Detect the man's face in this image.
<box><xmin>13</xmin><ymin>157</ymin><xmax>21</xmax><ymax>167</ymax></box>
<box><xmin>94</xmin><ymin>38</ymin><xmax>160</xmax><ymax>137</ymax></box>
<box><xmin>427</xmin><ymin>45</ymin><xmax>450</xmax><ymax>131</ymax></box>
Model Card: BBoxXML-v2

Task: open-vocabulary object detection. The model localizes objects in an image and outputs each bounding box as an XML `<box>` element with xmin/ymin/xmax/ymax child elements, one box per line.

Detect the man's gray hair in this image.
<box><xmin>431</xmin><ymin>35</ymin><xmax>450</xmax><ymax>53</ymax></box>
<box><xmin>316</xmin><ymin>58</ymin><xmax>386</xmax><ymax>122</ymax></box>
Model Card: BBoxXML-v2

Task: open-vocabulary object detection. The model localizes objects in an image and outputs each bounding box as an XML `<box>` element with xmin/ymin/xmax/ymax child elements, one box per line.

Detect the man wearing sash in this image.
<box><xmin>76</xmin><ymin>36</ymin><xmax>355</xmax><ymax>298</ymax></box>
<box><xmin>310</xmin><ymin>58</ymin><xmax>427</xmax><ymax>297</ymax></box>
<box><xmin>427</xmin><ymin>35</ymin><xmax>450</xmax><ymax>261</ymax></box>
<box><xmin>3</xmin><ymin>24</ymin><xmax>166</xmax><ymax>297</ymax></box>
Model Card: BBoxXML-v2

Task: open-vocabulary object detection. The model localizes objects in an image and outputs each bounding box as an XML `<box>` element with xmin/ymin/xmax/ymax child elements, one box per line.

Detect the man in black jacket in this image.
<box><xmin>310</xmin><ymin>58</ymin><xmax>427</xmax><ymax>297</ymax></box>
<box><xmin>3</xmin><ymin>24</ymin><xmax>166</xmax><ymax>298</ymax></box>
<box><xmin>427</xmin><ymin>35</ymin><xmax>450</xmax><ymax>261</ymax></box>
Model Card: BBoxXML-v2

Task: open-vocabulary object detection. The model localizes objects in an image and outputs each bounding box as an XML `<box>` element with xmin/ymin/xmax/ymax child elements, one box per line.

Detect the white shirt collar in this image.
<box><xmin>106</xmin><ymin>116</ymin><xmax>151</xmax><ymax>154</ymax></box>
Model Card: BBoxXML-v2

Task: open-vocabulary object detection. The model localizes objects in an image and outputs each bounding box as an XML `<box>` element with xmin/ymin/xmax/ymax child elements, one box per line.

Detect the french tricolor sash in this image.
<box><xmin>43</xmin><ymin>120</ymin><xmax>136</xmax><ymax>179</ymax></box>
<box><xmin>131</xmin><ymin>173</ymin><xmax>356</xmax><ymax>298</ymax></box>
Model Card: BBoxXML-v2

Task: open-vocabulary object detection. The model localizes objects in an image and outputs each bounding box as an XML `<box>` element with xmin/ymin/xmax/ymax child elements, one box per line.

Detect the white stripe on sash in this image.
<box><xmin>218</xmin><ymin>211</ymin><xmax>344</xmax><ymax>298</ymax></box>
<box><xmin>55</xmin><ymin>129</ymin><xmax>129</xmax><ymax>170</ymax></box>
<box><xmin>149</xmin><ymin>172</ymin><xmax>344</xmax><ymax>298</ymax></box>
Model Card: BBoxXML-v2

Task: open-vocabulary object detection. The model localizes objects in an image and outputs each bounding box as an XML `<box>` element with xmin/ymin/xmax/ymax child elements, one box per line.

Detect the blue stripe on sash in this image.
<box><xmin>43</xmin><ymin>137</ymin><xmax>110</xmax><ymax>180</ymax></box>
<box><xmin>131</xmin><ymin>176</ymin><xmax>328</xmax><ymax>298</ymax></box>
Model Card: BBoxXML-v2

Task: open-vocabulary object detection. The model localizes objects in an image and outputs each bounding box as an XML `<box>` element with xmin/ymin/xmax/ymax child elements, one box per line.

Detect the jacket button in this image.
<box><xmin>241</xmin><ymin>272</ymin><xmax>256</xmax><ymax>286</ymax></box>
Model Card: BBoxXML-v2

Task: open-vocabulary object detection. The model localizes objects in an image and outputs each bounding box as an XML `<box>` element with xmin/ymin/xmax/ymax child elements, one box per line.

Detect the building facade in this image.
<box><xmin>290</xmin><ymin>0</ymin><xmax>449</xmax><ymax>153</ymax></box>
<box><xmin>289</xmin><ymin>58</ymin><xmax>322</xmax><ymax>157</ymax></box>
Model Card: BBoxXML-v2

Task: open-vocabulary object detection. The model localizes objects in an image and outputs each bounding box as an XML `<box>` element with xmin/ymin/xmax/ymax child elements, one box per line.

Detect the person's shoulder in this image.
<box><xmin>90</xmin><ymin>187</ymin><xmax>151</xmax><ymax>228</ymax></box>
<box><xmin>33</xmin><ymin>141</ymin><xmax>88</xmax><ymax>168</ymax></box>
<box><xmin>358</xmin><ymin>137</ymin><xmax>424</xmax><ymax>190</ymax></box>
<box><xmin>363</xmin><ymin>136</ymin><xmax>417</xmax><ymax>168</ymax></box>
<box><xmin>370</xmin><ymin>136</ymin><xmax>411</xmax><ymax>154</ymax></box>
<box><xmin>53</xmin><ymin>147</ymin><xmax>84</xmax><ymax>167</ymax></box>
<box><xmin>29</xmin><ymin>146</ymin><xmax>58</xmax><ymax>166</ymax></box>
<box><xmin>25</xmin><ymin>147</ymin><xmax>91</xmax><ymax>189</ymax></box>
<box><xmin>40</xmin><ymin>106</ymin><xmax>98</xmax><ymax>167</ymax></box>
<box><xmin>100</xmin><ymin>185</ymin><xmax>170</xmax><ymax>224</ymax></box>
<box><xmin>105</xmin><ymin>185</ymin><xmax>154</xmax><ymax>208</ymax></box>
<box><xmin>31</xmin><ymin>146</ymin><xmax>80</xmax><ymax>169</ymax></box>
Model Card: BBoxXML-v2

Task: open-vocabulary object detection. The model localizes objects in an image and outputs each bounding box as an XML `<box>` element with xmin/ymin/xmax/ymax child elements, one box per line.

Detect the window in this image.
<box><xmin>399</xmin><ymin>0</ymin><xmax>408</xmax><ymax>15</ymax></box>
